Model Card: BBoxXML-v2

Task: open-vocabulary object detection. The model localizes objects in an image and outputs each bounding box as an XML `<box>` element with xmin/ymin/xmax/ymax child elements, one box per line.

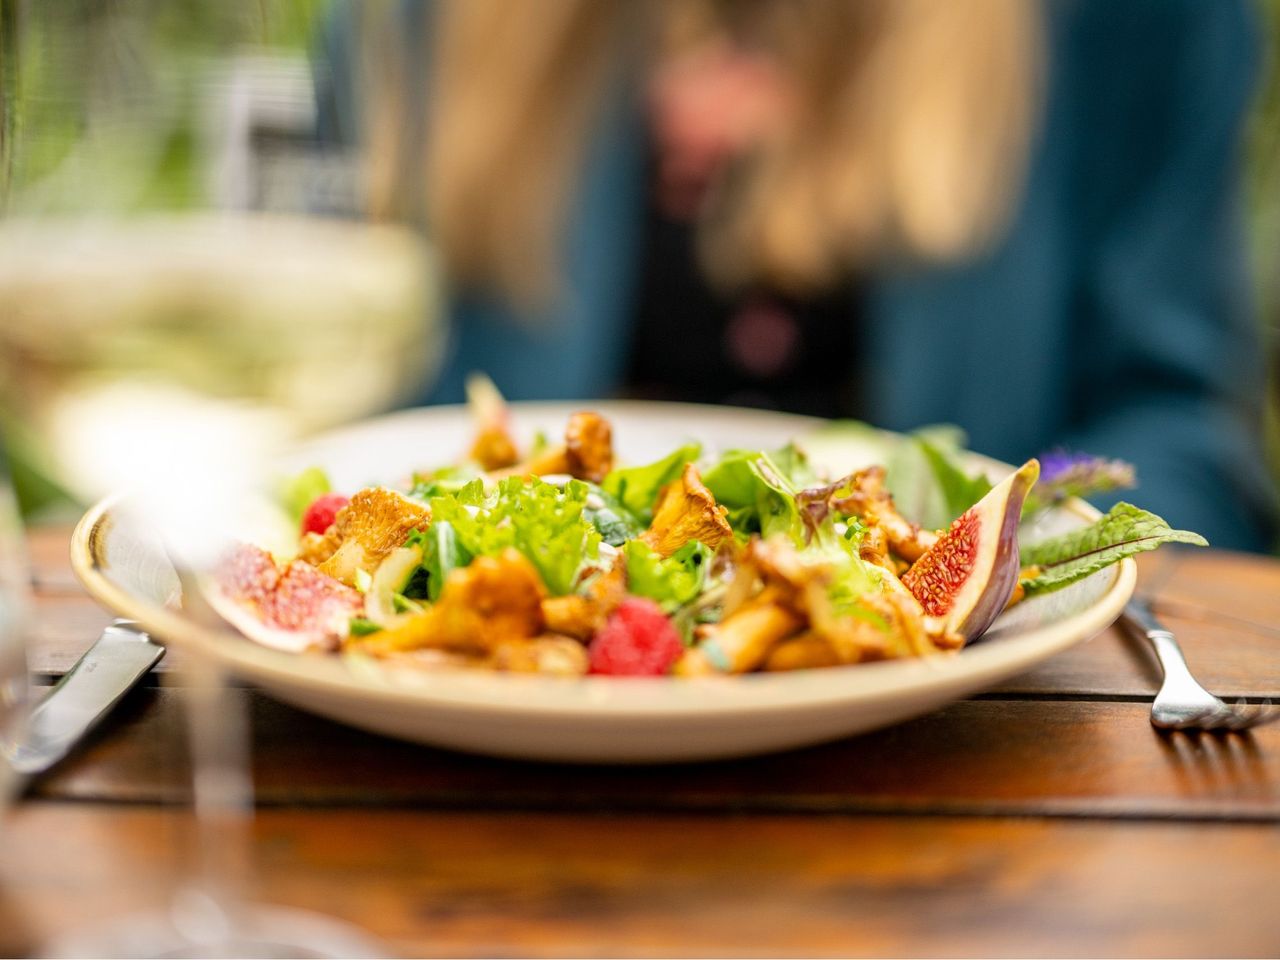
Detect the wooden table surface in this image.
<box><xmin>3</xmin><ymin>526</ymin><xmax>1279</xmax><ymax>958</ymax></box>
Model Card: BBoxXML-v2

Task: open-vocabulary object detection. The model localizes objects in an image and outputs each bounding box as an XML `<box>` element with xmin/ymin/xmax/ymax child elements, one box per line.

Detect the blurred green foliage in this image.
<box><xmin>0</xmin><ymin>0</ymin><xmax>327</xmax><ymax>214</ymax></box>
<box><xmin>0</xmin><ymin>1</ymin><xmax>329</xmax><ymax>516</ymax></box>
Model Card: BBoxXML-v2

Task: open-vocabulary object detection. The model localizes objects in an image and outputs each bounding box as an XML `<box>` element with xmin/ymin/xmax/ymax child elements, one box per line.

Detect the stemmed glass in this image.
<box><xmin>0</xmin><ymin>447</ymin><xmax>32</xmax><ymax>817</ymax></box>
<box><xmin>0</xmin><ymin>221</ymin><xmax>434</xmax><ymax>960</ymax></box>
<box><xmin>1</xmin><ymin>3</ymin><xmax>435</xmax><ymax>956</ymax></box>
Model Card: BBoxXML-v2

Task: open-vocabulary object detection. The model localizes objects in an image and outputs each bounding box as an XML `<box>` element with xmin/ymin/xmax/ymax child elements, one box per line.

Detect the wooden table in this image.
<box><xmin>4</xmin><ymin>526</ymin><xmax>1279</xmax><ymax>957</ymax></box>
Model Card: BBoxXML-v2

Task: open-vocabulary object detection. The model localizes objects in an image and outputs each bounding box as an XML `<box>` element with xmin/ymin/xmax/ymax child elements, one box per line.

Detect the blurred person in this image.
<box><xmin>317</xmin><ymin>0</ymin><xmax>1277</xmax><ymax>551</ymax></box>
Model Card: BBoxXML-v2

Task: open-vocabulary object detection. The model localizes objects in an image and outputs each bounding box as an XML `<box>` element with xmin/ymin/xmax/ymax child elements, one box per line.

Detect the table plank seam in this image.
<box><xmin>972</xmin><ymin>691</ymin><xmax>1280</xmax><ymax>704</ymax></box>
<box><xmin>23</xmin><ymin>793</ymin><xmax>1280</xmax><ymax>824</ymax></box>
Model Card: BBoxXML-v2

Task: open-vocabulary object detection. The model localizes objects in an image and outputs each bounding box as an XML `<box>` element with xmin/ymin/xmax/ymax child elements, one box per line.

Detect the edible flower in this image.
<box><xmin>1026</xmin><ymin>449</ymin><xmax>1135</xmax><ymax>513</ymax></box>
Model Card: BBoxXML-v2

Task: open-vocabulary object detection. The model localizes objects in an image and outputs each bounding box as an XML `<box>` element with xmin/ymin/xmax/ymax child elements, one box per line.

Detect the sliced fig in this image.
<box><xmin>211</xmin><ymin>543</ymin><xmax>362</xmax><ymax>652</ymax></box>
<box><xmin>902</xmin><ymin>459</ymin><xmax>1039</xmax><ymax>641</ymax></box>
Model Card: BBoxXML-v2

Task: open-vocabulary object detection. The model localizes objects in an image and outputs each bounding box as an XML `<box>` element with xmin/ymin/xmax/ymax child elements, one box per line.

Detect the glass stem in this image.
<box><xmin>170</xmin><ymin>576</ymin><xmax>256</xmax><ymax>948</ymax></box>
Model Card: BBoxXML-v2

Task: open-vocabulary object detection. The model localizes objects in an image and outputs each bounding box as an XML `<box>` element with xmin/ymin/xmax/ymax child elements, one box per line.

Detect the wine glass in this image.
<box><xmin>0</xmin><ymin>3</ymin><xmax>435</xmax><ymax>956</ymax></box>
<box><xmin>0</xmin><ymin>215</ymin><xmax>434</xmax><ymax>960</ymax></box>
<box><xmin>0</xmin><ymin>447</ymin><xmax>33</xmax><ymax>815</ymax></box>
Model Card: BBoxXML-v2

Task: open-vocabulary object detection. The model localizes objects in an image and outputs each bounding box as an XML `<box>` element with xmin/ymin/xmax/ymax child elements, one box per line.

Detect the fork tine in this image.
<box><xmin>1199</xmin><ymin>710</ymin><xmax>1240</xmax><ymax>733</ymax></box>
<box><xmin>1225</xmin><ymin>700</ymin><xmax>1280</xmax><ymax>731</ymax></box>
<box><xmin>1127</xmin><ymin>602</ymin><xmax>1279</xmax><ymax>734</ymax></box>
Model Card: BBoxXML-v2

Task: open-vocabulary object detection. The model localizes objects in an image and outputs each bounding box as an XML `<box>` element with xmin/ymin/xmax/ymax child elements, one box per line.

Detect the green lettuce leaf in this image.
<box><xmin>702</xmin><ymin>449</ymin><xmax>802</xmax><ymax>542</ymax></box>
<box><xmin>277</xmin><ymin>466</ymin><xmax>330</xmax><ymax>526</ymax></box>
<box><xmin>623</xmin><ymin>539</ymin><xmax>710</xmax><ymax>611</ymax></box>
<box><xmin>768</xmin><ymin>441</ymin><xmax>820</xmax><ymax>489</ymax></box>
<box><xmin>792</xmin><ymin>528</ymin><xmax>890</xmax><ymax>625</ymax></box>
<box><xmin>798</xmin><ymin>420</ymin><xmax>896</xmax><ymax>477</ymax></box>
<box><xmin>601</xmin><ymin>443</ymin><xmax>702</xmax><ymax>521</ymax></box>
<box><xmin>408</xmin><ymin>464</ymin><xmax>484</xmax><ymax>502</ymax></box>
<box><xmin>1020</xmin><ymin>502</ymin><xmax>1207</xmax><ymax>596</ymax></box>
<box><xmin>883</xmin><ymin>427</ymin><xmax>985</xmax><ymax>530</ymax></box>
<box><xmin>429</xmin><ymin>477</ymin><xmax>600</xmax><ymax>595</ymax></box>
<box><xmin>916</xmin><ymin>438</ymin><xmax>993</xmax><ymax>526</ymax></box>
<box><xmin>819</xmin><ymin>570</ymin><xmax>890</xmax><ymax>632</ymax></box>
<box><xmin>451</xmin><ymin>478</ymin><xmax>491</xmax><ymax>507</ymax></box>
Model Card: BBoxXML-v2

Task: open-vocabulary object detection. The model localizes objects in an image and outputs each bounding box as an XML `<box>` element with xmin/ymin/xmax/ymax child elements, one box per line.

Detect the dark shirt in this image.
<box><xmin>626</xmin><ymin>152</ymin><xmax>862</xmax><ymax>420</ymax></box>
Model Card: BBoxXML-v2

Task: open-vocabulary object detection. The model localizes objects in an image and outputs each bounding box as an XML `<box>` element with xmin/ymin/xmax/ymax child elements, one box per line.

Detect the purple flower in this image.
<box><xmin>1030</xmin><ymin>449</ymin><xmax>1136</xmax><ymax>509</ymax></box>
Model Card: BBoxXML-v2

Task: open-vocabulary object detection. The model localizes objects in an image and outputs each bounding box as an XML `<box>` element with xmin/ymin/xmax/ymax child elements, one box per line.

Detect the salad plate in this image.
<box><xmin>70</xmin><ymin>402</ymin><xmax>1136</xmax><ymax>763</ymax></box>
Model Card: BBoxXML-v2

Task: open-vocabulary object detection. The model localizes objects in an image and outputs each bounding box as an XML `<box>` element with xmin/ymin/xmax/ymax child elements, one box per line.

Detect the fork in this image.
<box><xmin>1121</xmin><ymin>598</ymin><xmax>1279</xmax><ymax>731</ymax></box>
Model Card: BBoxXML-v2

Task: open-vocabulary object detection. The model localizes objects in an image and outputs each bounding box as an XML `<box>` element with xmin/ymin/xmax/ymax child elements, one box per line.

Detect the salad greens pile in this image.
<box><xmin>274</xmin><ymin>416</ymin><xmax>1205</xmax><ymax>677</ymax></box>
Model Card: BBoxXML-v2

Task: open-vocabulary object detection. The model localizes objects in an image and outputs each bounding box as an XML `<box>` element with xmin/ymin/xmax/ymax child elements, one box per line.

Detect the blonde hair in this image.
<box><xmin>373</xmin><ymin>0</ymin><xmax>1042</xmax><ymax>305</ymax></box>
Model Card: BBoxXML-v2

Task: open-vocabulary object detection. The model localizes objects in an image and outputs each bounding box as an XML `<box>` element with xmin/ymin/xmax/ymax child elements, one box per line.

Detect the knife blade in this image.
<box><xmin>10</xmin><ymin>619</ymin><xmax>165</xmax><ymax>776</ymax></box>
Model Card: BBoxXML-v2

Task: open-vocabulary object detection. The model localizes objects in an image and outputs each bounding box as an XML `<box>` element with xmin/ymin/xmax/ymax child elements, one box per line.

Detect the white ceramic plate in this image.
<box><xmin>71</xmin><ymin>402</ymin><xmax>1135</xmax><ymax>763</ymax></box>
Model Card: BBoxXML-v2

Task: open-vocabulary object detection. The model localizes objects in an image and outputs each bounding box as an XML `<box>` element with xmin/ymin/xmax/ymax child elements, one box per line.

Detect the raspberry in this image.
<box><xmin>588</xmin><ymin>598</ymin><xmax>684</xmax><ymax>676</ymax></box>
<box><xmin>301</xmin><ymin>492</ymin><xmax>350</xmax><ymax>537</ymax></box>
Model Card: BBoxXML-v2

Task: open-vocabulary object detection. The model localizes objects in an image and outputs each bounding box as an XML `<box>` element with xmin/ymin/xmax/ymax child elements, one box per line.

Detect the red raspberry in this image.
<box><xmin>300</xmin><ymin>493</ymin><xmax>349</xmax><ymax>537</ymax></box>
<box><xmin>588</xmin><ymin>598</ymin><xmax>684</xmax><ymax>676</ymax></box>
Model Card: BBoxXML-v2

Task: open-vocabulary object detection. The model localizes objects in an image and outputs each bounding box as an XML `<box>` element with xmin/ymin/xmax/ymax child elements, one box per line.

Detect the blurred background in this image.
<box><xmin>0</xmin><ymin>0</ymin><xmax>1278</xmax><ymax>553</ymax></box>
<box><xmin>0</xmin><ymin>0</ymin><xmax>433</xmax><ymax>524</ymax></box>
<box><xmin>1250</xmin><ymin>1</ymin><xmax>1280</xmax><ymax>550</ymax></box>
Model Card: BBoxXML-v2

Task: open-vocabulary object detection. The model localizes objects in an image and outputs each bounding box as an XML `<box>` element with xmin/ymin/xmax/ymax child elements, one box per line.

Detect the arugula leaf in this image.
<box><xmin>602</xmin><ymin>443</ymin><xmax>701</xmax><ymax>521</ymax></box>
<box><xmin>407</xmin><ymin>520</ymin><xmax>472</xmax><ymax>601</ymax></box>
<box><xmin>623</xmin><ymin>539</ymin><xmax>710</xmax><ymax>611</ymax></box>
<box><xmin>429</xmin><ymin>477</ymin><xmax>600</xmax><ymax>595</ymax></box>
<box><xmin>1020</xmin><ymin>503</ymin><xmax>1207</xmax><ymax>596</ymax></box>
<box><xmin>348</xmin><ymin>617</ymin><xmax>383</xmax><ymax>637</ymax></box>
<box><xmin>277</xmin><ymin>466</ymin><xmax>330</xmax><ymax>525</ymax></box>
<box><xmin>702</xmin><ymin>450</ymin><xmax>803</xmax><ymax>542</ymax></box>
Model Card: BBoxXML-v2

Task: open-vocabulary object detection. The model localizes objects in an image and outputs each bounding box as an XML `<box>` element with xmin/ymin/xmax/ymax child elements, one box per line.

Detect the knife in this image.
<box><xmin>9</xmin><ymin>619</ymin><xmax>165</xmax><ymax>776</ymax></box>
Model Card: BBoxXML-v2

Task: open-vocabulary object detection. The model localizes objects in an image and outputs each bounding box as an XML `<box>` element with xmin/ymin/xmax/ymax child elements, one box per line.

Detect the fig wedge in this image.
<box><xmin>902</xmin><ymin>459</ymin><xmax>1039</xmax><ymax>642</ymax></box>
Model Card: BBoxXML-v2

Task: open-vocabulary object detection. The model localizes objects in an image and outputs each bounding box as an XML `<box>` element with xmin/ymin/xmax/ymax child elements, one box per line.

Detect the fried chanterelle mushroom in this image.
<box><xmin>313</xmin><ymin>487</ymin><xmax>431</xmax><ymax>587</ymax></box>
<box><xmin>348</xmin><ymin>549</ymin><xmax>590</xmax><ymax>674</ymax></box>
<box><xmin>466</xmin><ymin>373</ymin><xmax>521</xmax><ymax>470</ymax></box>
<box><xmin>640</xmin><ymin>463</ymin><xmax>733</xmax><ymax>557</ymax></box>
<box><xmin>540</xmin><ymin>564</ymin><xmax>626</xmax><ymax>640</ymax></box>
<box><xmin>563</xmin><ymin>411</ymin><xmax>614</xmax><ymax>482</ymax></box>
<box><xmin>830</xmin><ymin>466</ymin><xmax>939</xmax><ymax>563</ymax></box>
<box><xmin>509</xmin><ymin>411</ymin><xmax>616</xmax><ymax>483</ymax></box>
<box><xmin>675</xmin><ymin>535</ymin><xmax>960</xmax><ymax>676</ymax></box>
<box><xmin>352</xmin><ymin>548</ymin><xmax>546</xmax><ymax>656</ymax></box>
